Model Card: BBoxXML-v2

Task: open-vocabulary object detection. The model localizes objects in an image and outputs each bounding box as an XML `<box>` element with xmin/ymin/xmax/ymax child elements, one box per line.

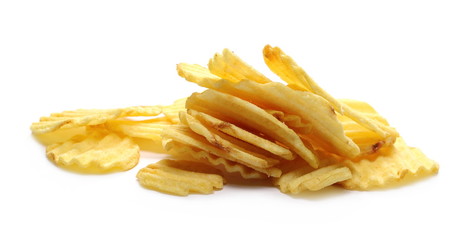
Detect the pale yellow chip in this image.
<box><xmin>187</xmin><ymin>109</ymin><xmax>294</xmax><ymax>160</ymax></box>
<box><xmin>263</xmin><ymin>45</ymin><xmax>398</xmax><ymax>144</ymax></box>
<box><xmin>105</xmin><ymin>118</ymin><xmax>172</xmax><ymax>141</ymax></box>
<box><xmin>208</xmin><ymin>48</ymin><xmax>272</xmax><ymax>84</ymax></box>
<box><xmin>46</xmin><ymin>127</ymin><xmax>140</xmax><ymax>173</ymax></box>
<box><xmin>161</xmin><ymin>125</ymin><xmax>282</xmax><ymax>177</ymax></box>
<box><xmin>136</xmin><ymin>159</ymin><xmax>224</xmax><ymax>196</ymax></box>
<box><xmin>338</xmin><ymin>99</ymin><xmax>393</xmax><ymax>155</ymax></box>
<box><xmin>275</xmin><ymin>164</ymin><xmax>352</xmax><ymax>194</ymax></box>
<box><xmin>340</xmin><ymin>138</ymin><xmax>439</xmax><ymax>190</ymax></box>
<box><xmin>164</xmin><ymin>139</ymin><xmax>266</xmax><ymax>179</ymax></box>
<box><xmin>161</xmin><ymin>97</ymin><xmax>187</xmax><ymax>123</ymax></box>
<box><xmin>179</xmin><ymin>111</ymin><xmax>280</xmax><ymax>168</ymax></box>
<box><xmin>185</xmin><ymin>89</ymin><xmax>319</xmax><ymax>168</ymax></box>
<box><xmin>31</xmin><ymin>105</ymin><xmax>162</xmax><ymax>134</ymax></box>
<box><xmin>265</xmin><ymin>109</ymin><xmax>313</xmax><ymax>134</ymax></box>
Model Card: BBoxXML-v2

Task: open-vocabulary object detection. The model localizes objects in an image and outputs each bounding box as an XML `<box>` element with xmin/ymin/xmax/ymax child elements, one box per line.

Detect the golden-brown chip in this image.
<box><xmin>136</xmin><ymin>159</ymin><xmax>224</xmax><ymax>196</ymax></box>
<box><xmin>340</xmin><ymin>138</ymin><xmax>439</xmax><ymax>190</ymax></box>
<box><xmin>46</xmin><ymin>127</ymin><xmax>140</xmax><ymax>173</ymax></box>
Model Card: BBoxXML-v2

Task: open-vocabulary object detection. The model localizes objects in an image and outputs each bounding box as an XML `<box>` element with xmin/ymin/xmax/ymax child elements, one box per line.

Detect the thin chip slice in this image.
<box><xmin>46</xmin><ymin>127</ymin><xmax>139</xmax><ymax>173</ymax></box>
<box><xmin>137</xmin><ymin>159</ymin><xmax>224</xmax><ymax>196</ymax></box>
<box><xmin>208</xmin><ymin>48</ymin><xmax>272</xmax><ymax>83</ymax></box>
<box><xmin>340</xmin><ymin>138</ymin><xmax>439</xmax><ymax>190</ymax></box>
<box><xmin>105</xmin><ymin>118</ymin><xmax>173</xmax><ymax>141</ymax></box>
<box><xmin>179</xmin><ymin>111</ymin><xmax>280</xmax><ymax>168</ymax></box>
<box><xmin>274</xmin><ymin>164</ymin><xmax>352</xmax><ymax>194</ymax></box>
<box><xmin>187</xmin><ymin>109</ymin><xmax>294</xmax><ymax>160</ymax></box>
<box><xmin>164</xmin><ymin>139</ymin><xmax>266</xmax><ymax>179</ymax></box>
<box><xmin>161</xmin><ymin>97</ymin><xmax>187</xmax><ymax>123</ymax></box>
<box><xmin>265</xmin><ymin>109</ymin><xmax>313</xmax><ymax>134</ymax></box>
<box><xmin>31</xmin><ymin>105</ymin><xmax>163</xmax><ymax>134</ymax></box>
<box><xmin>162</xmin><ymin>125</ymin><xmax>281</xmax><ymax>177</ymax></box>
<box><xmin>262</xmin><ymin>45</ymin><xmax>398</xmax><ymax>143</ymax></box>
<box><xmin>337</xmin><ymin>99</ymin><xmax>393</xmax><ymax>155</ymax></box>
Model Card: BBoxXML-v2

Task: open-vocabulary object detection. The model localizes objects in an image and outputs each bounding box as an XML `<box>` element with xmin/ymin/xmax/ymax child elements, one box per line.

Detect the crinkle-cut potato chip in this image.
<box><xmin>162</xmin><ymin>125</ymin><xmax>282</xmax><ymax>177</ymax></box>
<box><xmin>46</xmin><ymin>127</ymin><xmax>139</xmax><ymax>173</ymax></box>
<box><xmin>137</xmin><ymin>159</ymin><xmax>224</xmax><ymax>196</ymax></box>
<box><xmin>274</xmin><ymin>164</ymin><xmax>352</xmax><ymax>194</ymax></box>
<box><xmin>185</xmin><ymin>89</ymin><xmax>318</xmax><ymax>168</ymax></box>
<box><xmin>105</xmin><ymin>118</ymin><xmax>172</xmax><ymax>141</ymax></box>
<box><xmin>208</xmin><ymin>48</ymin><xmax>272</xmax><ymax>84</ymax></box>
<box><xmin>163</xmin><ymin>139</ymin><xmax>267</xmax><ymax>179</ymax></box>
<box><xmin>31</xmin><ymin>105</ymin><xmax>163</xmax><ymax>135</ymax></box>
<box><xmin>187</xmin><ymin>109</ymin><xmax>294</xmax><ymax>160</ymax></box>
<box><xmin>262</xmin><ymin>45</ymin><xmax>398</xmax><ymax>144</ymax></box>
<box><xmin>179</xmin><ymin>111</ymin><xmax>280</xmax><ymax>168</ymax></box>
<box><xmin>340</xmin><ymin>138</ymin><xmax>439</xmax><ymax>190</ymax></box>
<box><xmin>178</xmin><ymin>70</ymin><xmax>357</xmax><ymax>160</ymax></box>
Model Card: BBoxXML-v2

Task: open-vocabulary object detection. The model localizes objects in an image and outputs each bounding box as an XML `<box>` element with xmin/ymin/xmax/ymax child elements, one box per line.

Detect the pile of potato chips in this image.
<box><xmin>31</xmin><ymin>45</ymin><xmax>439</xmax><ymax>196</ymax></box>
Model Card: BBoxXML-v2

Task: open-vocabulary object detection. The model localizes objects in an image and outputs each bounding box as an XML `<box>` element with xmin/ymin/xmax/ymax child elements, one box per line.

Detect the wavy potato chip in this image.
<box><xmin>164</xmin><ymin>139</ymin><xmax>267</xmax><ymax>179</ymax></box>
<box><xmin>46</xmin><ymin>127</ymin><xmax>140</xmax><ymax>173</ymax></box>
<box><xmin>187</xmin><ymin>109</ymin><xmax>294</xmax><ymax>160</ymax></box>
<box><xmin>274</xmin><ymin>164</ymin><xmax>352</xmax><ymax>194</ymax></box>
<box><xmin>180</xmin><ymin>70</ymin><xmax>358</xmax><ymax>158</ymax></box>
<box><xmin>31</xmin><ymin>105</ymin><xmax>162</xmax><ymax>135</ymax></box>
<box><xmin>340</xmin><ymin>138</ymin><xmax>439</xmax><ymax>190</ymax></box>
<box><xmin>179</xmin><ymin>111</ymin><xmax>279</xmax><ymax>168</ymax></box>
<box><xmin>185</xmin><ymin>89</ymin><xmax>319</xmax><ymax>168</ymax></box>
<box><xmin>137</xmin><ymin>159</ymin><xmax>224</xmax><ymax>196</ymax></box>
<box><xmin>162</xmin><ymin>125</ymin><xmax>282</xmax><ymax>177</ymax></box>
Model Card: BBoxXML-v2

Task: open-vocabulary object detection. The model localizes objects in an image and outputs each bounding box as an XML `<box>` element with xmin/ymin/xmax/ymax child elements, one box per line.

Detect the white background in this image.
<box><xmin>1</xmin><ymin>0</ymin><xmax>468</xmax><ymax>239</ymax></box>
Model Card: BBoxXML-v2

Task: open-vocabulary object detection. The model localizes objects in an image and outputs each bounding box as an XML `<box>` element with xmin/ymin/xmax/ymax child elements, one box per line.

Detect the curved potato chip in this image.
<box><xmin>105</xmin><ymin>118</ymin><xmax>172</xmax><ymax>141</ymax></box>
<box><xmin>337</xmin><ymin>99</ymin><xmax>395</xmax><ymax>155</ymax></box>
<box><xmin>208</xmin><ymin>48</ymin><xmax>271</xmax><ymax>84</ymax></box>
<box><xmin>164</xmin><ymin>139</ymin><xmax>266</xmax><ymax>179</ymax></box>
<box><xmin>161</xmin><ymin>97</ymin><xmax>187</xmax><ymax>123</ymax></box>
<box><xmin>185</xmin><ymin>89</ymin><xmax>319</xmax><ymax>168</ymax></box>
<box><xmin>137</xmin><ymin>159</ymin><xmax>224</xmax><ymax>196</ymax></box>
<box><xmin>340</xmin><ymin>138</ymin><xmax>439</xmax><ymax>190</ymax></box>
<box><xmin>31</xmin><ymin>105</ymin><xmax>162</xmax><ymax>134</ymax></box>
<box><xmin>180</xmin><ymin>111</ymin><xmax>280</xmax><ymax>168</ymax></box>
<box><xmin>263</xmin><ymin>45</ymin><xmax>398</xmax><ymax>143</ymax></box>
<box><xmin>46</xmin><ymin>127</ymin><xmax>139</xmax><ymax>173</ymax></box>
<box><xmin>162</xmin><ymin>125</ymin><xmax>281</xmax><ymax>177</ymax></box>
<box><xmin>187</xmin><ymin>109</ymin><xmax>294</xmax><ymax>160</ymax></box>
<box><xmin>274</xmin><ymin>164</ymin><xmax>352</xmax><ymax>194</ymax></box>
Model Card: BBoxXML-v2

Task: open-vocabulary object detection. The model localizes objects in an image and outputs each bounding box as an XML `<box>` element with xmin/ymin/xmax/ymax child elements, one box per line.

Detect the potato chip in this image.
<box><xmin>33</xmin><ymin>126</ymin><xmax>87</xmax><ymax>145</ymax></box>
<box><xmin>105</xmin><ymin>118</ymin><xmax>172</xmax><ymax>142</ymax></box>
<box><xmin>164</xmin><ymin>139</ymin><xmax>267</xmax><ymax>179</ymax></box>
<box><xmin>340</xmin><ymin>138</ymin><xmax>439</xmax><ymax>190</ymax></box>
<box><xmin>337</xmin><ymin>99</ymin><xmax>395</xmax><ymax>155</ymax></box>
<box><xmin>180</xmin><ymin>111</ymin><xmax>280</xmax><ymax>167</ymax></box>
<box><xmin>274</xmin><ymin>164</ymin><xmax>352</xmax><ymax>194</ymax></box>
<box><xmin>208</xmin><ymin>48</ymin><xmax>272</xmax><ymax>84</ymax></box>
<box><xmin>46</xmin><ymin>127</ymin><xmax>140</xmax><ymax>173</ymax></box>
<box><xmin>185</xmin><ymin>89</ymin><xmax>319</xmax><ymax>168</ymax></box>
<box><xmin>161</xmin><ymin>97</ymin><xmax>187</xmax><ymax>123</ymax></box>
<box><xmin>137</xmin><ymin>159</ymin><xmax>224</xmax><ymax>196</ymax></box>
<box><xmin>187</xmin><ymin>109</ymin><xmax>294</xmax><ymax>160</ymax></box>
<box><xmin>265</xmin><ymin>109</ymin><xmax>313</xmax><ymax>134</ymax></box>
<box><xmin>263</xmin><ymin>45</ymin><xmax>398</xmax><ymax>143</ymax></box>
<box><xmin>31</xmin><ymin>105</ymin><xmax>162</xmax><ymax>135</ymax></box>
<box><xmin>161</xmin><ymin>125</ymin><xmax>282</xmax><ymax>177</ymax></box>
